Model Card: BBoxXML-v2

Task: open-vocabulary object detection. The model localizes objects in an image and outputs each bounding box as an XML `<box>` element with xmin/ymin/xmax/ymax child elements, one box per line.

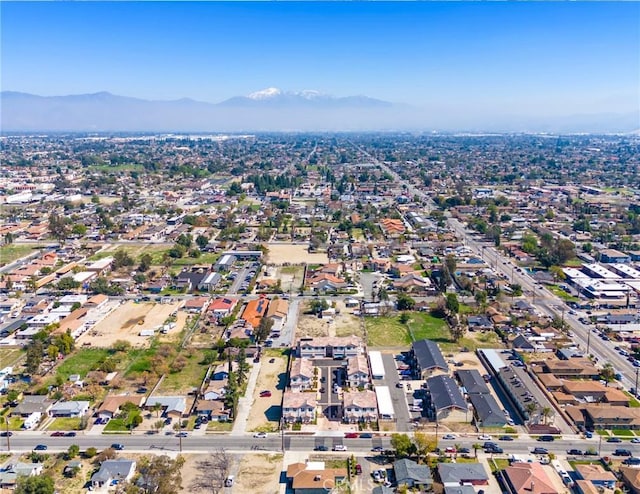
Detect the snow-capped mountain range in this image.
<box><xmin>1</xmin><ymin>88</ymin><xmax>638</xmax><ymax>133</ymax></box>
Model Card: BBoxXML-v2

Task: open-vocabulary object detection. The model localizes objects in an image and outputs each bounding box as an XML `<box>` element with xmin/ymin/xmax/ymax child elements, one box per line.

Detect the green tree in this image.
<box><xmin>601</xmin><ymin>363</ymin><xmax>616</xmax><ymax>387</ymax></box>
<box><xmin>113</xmin><ymin>249</ymin><xmax>135</xmax><ymax>269</ymax></box>
<box><xmin>255</xmin><ymin>317</ymin><xmax>274</xmax><ymax>344</ymax></box>
<box><xmin>15</xmin><ymin>475</ymin><xmax>55</xmax><ymax>494</ymax></box>
<box><xmin>195</xmin><ymin>234</ymin><xmax>209</xmax><ymax>250</ymax></box>
<box><xmin>139</xmin><ymin>253</ymin><xmax>153</xmax><ymax>272</ymax></box>
<box><xmin>396</xmin><ymin>293</ymin><xmax>415</xmax><ymax>311</ymax></box>
<box><xmin>67</xmin><ymin>444</ymin><xmax>80</xmax><ymax>459</ymax></box>
<box><xmin>71</xmin><ymin>224</ymin><xmax>87</xmax><ymax>236</ymax></box>
<box><xmin>57</xmin><ymin>277</ymin><xmax>81</xmax><ymax>291</ymax></box>
<box><xmin>398</xmin><ymin>312</ymin><xmax>410</xmax><ymax>325</ymax></box>
<box><xmin>474</xmin><ymin>290</ymin><xmax>487</xmax><ymax>309</ymax></box>
<box><xmin>25</xmin><ymin>341</ymin><xmax>44</xmax><ymax>375</ymax></box>
<box><xmin>445</xmin><ymin>293</ymin><xmax>459</xmax><ymax>315</ymax></box>
<box><xmin>390</xmin><ymin>433</ymin><xmax>413</xmax><ymax>457</ymax></box>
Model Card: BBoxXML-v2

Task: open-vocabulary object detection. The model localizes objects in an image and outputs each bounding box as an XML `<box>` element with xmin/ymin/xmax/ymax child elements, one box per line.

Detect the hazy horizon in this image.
<box><xmin>2</xmin><ymin>1</ymin><xmax>639</xmax><ymax>124</ymax></box>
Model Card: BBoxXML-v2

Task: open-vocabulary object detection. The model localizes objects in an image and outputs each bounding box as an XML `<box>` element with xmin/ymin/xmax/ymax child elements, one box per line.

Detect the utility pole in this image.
<box><xmin>587</xmin><ymin>329</ymin><xmax>591</xmax><ymax>356</ymax></box>
<box><xmin>635</xmin><ymin>368</ymin><xmax>639</xmax><ymax>396</ymax></box>
<box><xmin>4</xmin><ymin>417</ymin><xmax>9</xmax><ymax>452</ymax></box>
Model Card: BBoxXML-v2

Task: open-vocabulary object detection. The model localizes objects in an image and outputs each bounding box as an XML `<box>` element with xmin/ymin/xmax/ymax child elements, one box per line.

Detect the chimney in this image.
<box><xmin>530</xmin><ymin>480</ymin><xmax>535</xmax><ymax>492</ymax></box>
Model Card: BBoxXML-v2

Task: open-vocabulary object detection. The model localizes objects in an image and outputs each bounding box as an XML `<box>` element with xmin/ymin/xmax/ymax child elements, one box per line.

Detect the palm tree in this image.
<box><xmin>526</xmin><ymin>402</ymin><xmax>538</xmax><ymax>424</ymax></box>
<box><xmin>472</xmin><ymin>443</ymin><xmax>482</xmax><ymax>459</ymax></box>
<box><xmin>601</xmin><ymin>363</ymin><xmax>616</xmax><ymax>387</ymax></box>
<box><xmin>541</xmin><ymin>406</ymin><xmax>553</xmax><ymax>425</ymax></box>
<box><xmin>152</xmin><ymin>402</ymin><xmax>162</xmax><ymax>418</ymax></box>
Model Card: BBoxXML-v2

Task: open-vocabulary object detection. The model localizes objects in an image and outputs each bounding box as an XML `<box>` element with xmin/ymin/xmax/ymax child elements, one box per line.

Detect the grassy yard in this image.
<box><xmin>157</xmin><ymin>349</ymin><xmax>208</xmax><ymax>393</ymax></box>
<box><xmin>123</xmin><ymin>347</ymin><xmax>158</xmax><ymax>377</ymax></box>
<box><xmin>0</xmin><ymin>348</ymin><xmax>24</xmax><ymax>369</ymax></box>
<box><xmin>624</xmin><ymin>391</ymin><xmax>640</xmax><ymax>408</ymax></box>
<box><xmin>6</xmin><ymin>416</ymin><xmax>24</xmax><ymax>431</ymax></box>
<box><xmin>547</xmin><ymin>285</ymin><xmax>580</xmax><ymax>303</ymax></box>
<box><xmin>170</xmin><ymin>252</ymin><xmax>220</xmax><ymax>268</ymax></box>
<box><xmin>103</xmin><ymin>418</ymin><xmax>130</xmax><ymax>433</ymax></box>
<box><xmin>55</xmin><ymin>349</ymin><xmax>110</xmax><ymax>381</ymax></box>
<box><xmin>207</xmin><ymin>421</ymin><xmax>233</xmax><ymax>432</ymax></box>
<box><xmin>366</xmin><ymin>312</ymin><xmax>451</xmax><ymax>347</ymax></box>
<box><xmin>489</xmin><ymin>458</ymin><xmax>510</xmax><ymax>473</ymax></box>
<box><xmin>613</xmin><ymin>429</ymin><xmax>635</xmax><ymax>437</ymax></box>
<box><xmin>89</xmin><ymin>244</ymin><xmax>168</xmax><ymax>262</ymax></box>
<box><xmin>0</xmin><ymin>244</ymin><xmax>40</xmax><ymax>265</ymax></box>
<box><xmin>47</xmin><ymin>417</ymin><xmax>81</xmax><ymax>431</ymax></box>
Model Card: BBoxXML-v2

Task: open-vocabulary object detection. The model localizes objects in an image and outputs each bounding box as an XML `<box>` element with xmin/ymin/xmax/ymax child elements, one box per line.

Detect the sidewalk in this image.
<box><xmin>231</xmin><ymin>361</ymin><xmax>261</xmax><ymax>436</ymax></box>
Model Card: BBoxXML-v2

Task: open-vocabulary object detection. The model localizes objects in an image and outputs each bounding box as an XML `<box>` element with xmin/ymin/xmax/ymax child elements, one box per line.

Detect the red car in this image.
<box><xmin>344</xmin><ymin>432</ymin><xmax>359</xmax><ymax>439</ymax></box>
<box><xmin>50</xmin><ymin>431</ymin><xmax>64</xmax><ymax>437</ymax></box>
<box><xmin>259</xmin><ymin>390</ymin><xmax>272</xmax><ymax>398</ymax></box>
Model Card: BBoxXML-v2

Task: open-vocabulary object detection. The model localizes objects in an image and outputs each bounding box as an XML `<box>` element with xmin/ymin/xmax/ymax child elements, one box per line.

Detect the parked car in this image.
<box><xmin>631</xmin><ymin>438</ymin><xmax>640</xmax><ymax>444</ymax></box>
<box><xmin>538</xmin><ymin>435</ymin><xmax>555</xmax><ymax>442</ymax></box>
<box><xmin>567</xmin><ymin>449</ymin><xmax>583</xmax><ymax>455</ymax></box>
<box><xmin>532</xmin><ymin>447</ymin><xmax>548</xmax><ymax>455</ymax></box>
<box><xmin>614</xmin><ymin>449</ymin><xmax>633</xmax><ymax>456</ymax></box>
<box><xmin>65</xmin><ymin>432</ymin><xmax>76</xmax><ymax>437</ymax></box>
<box><xmin>607</xmin><ymin>437</ymin><xmax>623</xmax><ymax>443</ymax></box>
<box><xmin>176</xmin><ymin>432</ymin><xmax>188</xmax><ymax>437</ymax></box>
<box><xmin>332</xmin><ymin>445</ymin><xmax>347</xmax><ymax>451</ymax></box>
<box><xmin>50</xmin><ymin>431</ymin><xmax>64</xmax><ymax>437</ymax></box>
<box><xmin>253</xmin><ymin>432</ymin><xmax>267</xmax><ymax>438</ymax></box>
<box><xmin>224</xmin><ymin>475</ymin><xmax>234</xmax><ymax>487</ymax></box>
<box><xmin>371</xmin><ymin>446</ymin><xmax>384</xmax><ymax>452</ymax></box>
<box><xmin>442</xmin><ymin>434</ymin><xmax>456</xmax><ymax>440</ymax></box>
<box><xmin>259</xmin><ymin>390</ymin><xmax>272</xmax><ymax>398</ymax></box>
<box><xmin>0</xmin><ymin>432</ymin><xmax>12</xmax><ymax>437</ymax></box>
<box><xmin>478</xmin><ymin>434</ymin><xmax>492</xmax><ymax>440</ymax></box>
<box><xmin>111</xmin><ymin>443</ymin><xmax>124</xmax><ymax>451</ymax></box>
<box><xmin>34</xmin><ymin>444</ymin><xmax>47</xmax><ymax>451</ymax></box>
<box><xmin>359</xmin><ymin>433</ymin><xmax>372</xmax><ymax>439</ymax></box>
<box><xmin>584</xmin><ymin>450</ymin><xmax>599</xmax><ymax>456</ymax></box>
<box><xmin>585</xmin><ymin>431</ymin><xmax>593</xmax><ymax>438</ymax></box>
<box><xmin>355</xmin><ymin>464</ymin><xmax>362</xmax><ymax>475</ymax></box>
<box><xmin>344</xmin><ymin>432</ymin><xmax>359</xmax><ymax>439</ymax></box>
<box><xmin>499</xmin><ymin>435</ymin><xmax>514</xmax><ymax>441</ymax></box>
<box><xmin>485</xmin><ymin>446</ymin><xmax>503</xmax><ymax>454</ymax></box>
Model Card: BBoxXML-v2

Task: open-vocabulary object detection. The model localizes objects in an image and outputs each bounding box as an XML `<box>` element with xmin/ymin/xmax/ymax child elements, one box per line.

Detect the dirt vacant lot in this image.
<box><xmin>297</xmin><ymin>300</ymin><xmax>362</xmax><ymax>339</ymax></box>
<box><xmin>266</xmin><ymin>242</ymin><xmax>328</xmax><ymax>265</ymax></box>
<box><xmin>246</xmin><ymin>356</ymin><xmax>288</xmax><ymax>432</ymax></box>
<box><xmin>77</xmin><ymin>301</ymin><xmax>184</xmax><ymax>348</ymax></box>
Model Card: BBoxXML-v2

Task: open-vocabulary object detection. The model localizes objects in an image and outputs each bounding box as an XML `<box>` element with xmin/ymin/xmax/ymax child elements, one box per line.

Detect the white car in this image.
<box><xmin>253</xmin><ymin>432</ymin><xmax>267</xmax><ymax>438</ymax></box>
<box><xmin>478</xmin><ymin>434</ymin><xmax>492</xmax><ymax>440</ymax></box>
<box><xmin>332</xmin><ymin>444</ymin><xmax>347</xmax><ymax>451</ymax></box>
<box><xmin>632</xmin><ymin>438</ymin><xmax>640</xmax><ymax>444</ymax></box>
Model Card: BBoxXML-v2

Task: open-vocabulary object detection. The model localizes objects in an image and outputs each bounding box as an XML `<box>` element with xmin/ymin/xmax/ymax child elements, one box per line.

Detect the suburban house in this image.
<box><xmin>90</xmin><ymin>459</ymin><xmax>137</xmax><ymax>489</ymax></box>
<box><xmin>241</xmin><ymin>296</ymin><xmax>269</xmax><ymax>329</ymax></box>
<box><xmin>49</xmin><ymin>400</ymin><xmax>90</xmax><ymax>418</ymax></box>
<box><xmin>145</xmin><ymin>396</ymin><xmax>187</xmax><ymax>418</ymax></box>
<box><xmin>346</xmin><ymin>355</ymin><xmax>370</xmax><ymax>389</ymax></box>
<box><xmin>289</xmin><ymin>358</ymin><xmax>315</xmax><ymax>391</ymax></box>
<box><xmin>502</xmin><ymin>462</ymin><xmax>556</xmax><ymax>494</ymax></box>
<box><xmin>286</xmin><ymin>461</ymin><xmax>347</xmax><ymax>494</ymax></box>
<box><xmin>97</xmin><ymin>395</ymin><xmax>146</xmax><ymax>420</ymax></box>
<box><xmin>0</xmin><ymin>462</ymin><xmax>44</xmax><ymax>489</ymax></box>
<box><xmin>211</xmin><ymin>361</ymin><xmax>238</xmax><ymax>381</ymax></box>
<box><xmin>207</xmin><ymin>297</ymin><xmax>238</xmax><ymax>320</ymax></box>
<box><xmin>425</xmin><ymin>375</ymin><xmax>467</xmax><ymax>421</ymax></box>
<box><xmin>574</xmin><ymin>464</ymin><xmax>616</xmax><ymax>490</ymax></box>
<box><xmin>11</xmin><ymin>395</ymin><xmax>54</xmax><ymax>417</ymax></box>
<box><xmin>393</xmin><ymin>459</ymin><xmax>433</xmax><ymax>490</ymax></box>
<box><xmin>411</xmin><ymin>339</ymin><xmax>448</xmax><ymax>377</ymax></box>
<box><xmin>282</xmin><ymin>392</ymin><xmax>317</xmax><ymax>424</ymax></box>
<box><xmin>183</xmin><ymin>296</ymin><xmax>211</xmax><ymax>313</ymax></box>
<box><xmin>297</xmin><ymin>336</ymin><xmax>363</xmax><ymax>359</ymax></box>
<box><xmin>342</xmin><ymin>390</ymin><xmax>378</xmax><ymax>423</ymax></box>
<box><xmin>621</xmin><ymin>466</ymin><xmax>640</xmax><ymax>494</ymax></box>
<box><xmin>306</xmin><ymin>273</ymin><xmax>347</xmax><ymax>293</ymax></box>
<box><xmin>265</xmin><ymin>298</ymin><xmax>289</xmax><ymax>331</ymax></box>
<box><xmin>203</xmin><ymin>380</ymin><xmax>227</xmax><ymax>401</ymax></box>
<box><xmin>438</xmin><ymin>463</ymin><xmax>489</xmax><ymax>487</ymax></box>
<box><xmin>195</xmin><ymin>400</ymin><xmax>230</xmax><ymax>422</ymax></box>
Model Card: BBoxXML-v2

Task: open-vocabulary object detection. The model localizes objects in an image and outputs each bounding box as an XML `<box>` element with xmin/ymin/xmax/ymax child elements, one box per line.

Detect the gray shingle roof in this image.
<box><xmin>393</xmin><ymin>458</ymin><xmax>433</xmax><ymax>485</ymax></box>
<box><xmin>426</xmin><ymin>375</ymin><xmax>467</xmax><ymax>411</ymax></box>
<box><xmin>412</xmin><ymin>339</ymin><xmax>447</xmax><ymax>372</ymax></box>
<box><xmin>456</xmin><ymin>369</ymin><xmax>490</xmax><ymax>395</ymax></box>
<box><xmin>438</xmin><ymin>463</ymin><xmax>489</xmax><ymax>484</ymax></box>
<box><xmin>468</xmin><ymin>392</ymin><xmax>508</xmax><ymax>426</ymax></box>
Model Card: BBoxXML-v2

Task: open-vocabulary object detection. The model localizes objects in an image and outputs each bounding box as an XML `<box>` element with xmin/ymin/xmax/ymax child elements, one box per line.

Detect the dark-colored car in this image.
<box><xmin>614</xmin><ymin>449</ymin><xmax>632</xmax><ymax>456</ymax></box>
<box><xmin>51</xmin><ymin>431</ymin><xmax>64</xmax><ymax>437</ymax></box>
<box><xmin>607</xmin><ymin>437</ymin><xmax>623</xmax><ymax>443</ymax></box>
<box><xmin>485</xmin><ymin>446</ymin><xmax>503</xmax><ymax>454</ymax></box>
<box><xmin>584</xmin><ymin>450</ymin><xmax>599</xmax><ymax>456</ymax></box>
<box><xmin>34</xmin><ymin>444</ymin><xmax>47</xmax><ymax>451</ymax></box>
<box><xmin>355</xmin><ymin>464</ymin><xmax>362</xmax><ymax>475</ymax></box>
<box><xmin>567</xmin><ymin>449</ymin><xmax>583</xmax><ymax>455</ymax></box>
<box><xmin>65</xmin><ymin>432</ymin><xmax>76</xmax><ymax>437</ymax></box>
<box><xmin>499</xmin><ymin>435</ymin><xmax>514</xmax><ymax>441</ymax></box>
<box><xmin>532</xmin><ymin>447</ymin><xmax>549</xmax><ymax>455</ymax></box>
<box><xmin>0</xmin><ymin>432</ymin><xmax>12</xmax><ymax>437</ymax></box>
<box><xmin>459</xmin><ymin>447</ymin><xmax>471</xmax><ymax>454</ymax></box>
<box><xmin>371</xmin><ymin>446</ymin><xmax>384</xmax><ymax>452</ymax></box>
<box><xmin>538</xmin><ymin>435</ymin><xmax>555</xmax><ymax>442</ymax></box>
<box><xmin>314</xmin><ymin>445</ymin><xmax>328</xmax><ymax>451</ymax></box>
<box><xmin>483</xmin><ymin>442</ymin><xmax>497</xmax><ymax>449</ymax></box>
<box><xmin>359</xmin><ymin>433</ymin><xmax>373</xmax><ymax>439</ymax></box>
<box><xmin>111</xmin><ymin>443</ymin><xmax>124</xmax><ymax>451</ymax></box>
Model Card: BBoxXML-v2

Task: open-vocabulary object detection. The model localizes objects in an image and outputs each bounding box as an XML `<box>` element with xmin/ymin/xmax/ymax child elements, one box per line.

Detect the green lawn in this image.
<box><xmin>123</xmin><ymin>347</ymin><xmax>158</xmax><ymax>377</ymax></box>
<box><xmin>0</xmin><ymin>348</ymin><xmax>24</xmax><ymax>369</ymax></box>
<box><xmin>170</xmin><ymin>252</ymin><xmax>220</xmax><ymax>268</ymax></box>
<box><xmin>89</xmin><ymin>244</ymin><xmax>169</xmax><ymax>262</ymax></box>
<box><xmin>489</xmin><ymin>458</ymin><xmax>510</xmax><ymax>473</ymax></box>
<box><xmin>547</xmin><ymin>285</ymin><xmax>580</xmax><ymax>303</ymax></box>
<box><xmin>207</xmin><ymin>421</ymin><xmax>233</xmax><ymax>432</ymax></box>
<box><xmin>0</xmin><ymin>244</ymin><xmax>40</xmax><ymax>265</ymax></box>
<box><xmin>48</xmin><ymin>418</ymin><xmax>81</xmax><ymax>431</ymax></box>
<box><xmin>6</xmin><ymin>417</ymin><xmax>24</xmax><ymax>431</ymax></box>
<box><xmin>103</xmin><ymin>419</ymin><xmax>130</xmax><ymax>433</ymax></box>
<box><xmin>613</xmin><ymin>429</ymin><xmax>635</xmax><ymax>437</ymax></box>
<box><xmin>366</xmin><ymin>312</ymin><xmax>451</xmax><ymax>347</ymax></box>
<box><xmin>55</xmin><ymin>349</ymin><xmax>110</xmax><ymax>381</ymax></box>
<box><xmin>157</xmin><ymin>349</ymin><xmax>208</xmax><ymax>393</ymax></box>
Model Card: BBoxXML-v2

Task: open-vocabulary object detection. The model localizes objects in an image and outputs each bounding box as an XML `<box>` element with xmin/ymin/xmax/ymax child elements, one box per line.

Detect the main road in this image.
<box><xmin>352</xmin><ymin>141</ymin><xmax>638</xmax><ymax>395</ymax></box>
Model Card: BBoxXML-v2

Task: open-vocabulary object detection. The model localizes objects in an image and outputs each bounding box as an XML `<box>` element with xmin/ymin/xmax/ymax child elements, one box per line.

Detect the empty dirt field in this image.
<box><xmin>266</xmin><ymin>242</ymin><xmax>328</xmax><ymax>265</ymax></box>
<box><xmin>77</xmin><ymin>301</ymin><xmax>184</xmax><ymax>348</ymax></box>
<box><xmin>246</xmin><ymin>355</ymin><xmax>288</xmax><ymax>432</ymax></box>
<box><xmin>297</xmin><ymin>300</ymin><xmax>362</xmax><ymax>339</ymax></box>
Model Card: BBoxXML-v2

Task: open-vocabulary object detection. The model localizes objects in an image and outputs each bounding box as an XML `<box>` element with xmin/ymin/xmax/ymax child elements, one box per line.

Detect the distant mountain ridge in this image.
<box><xmin>1</xmin><ymin>89</ymin><xmax>637</xmax><ymax>133</ymax></box>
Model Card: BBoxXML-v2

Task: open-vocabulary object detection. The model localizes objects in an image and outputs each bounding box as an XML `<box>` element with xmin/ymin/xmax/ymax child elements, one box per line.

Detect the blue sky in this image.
<box><xmin>2</xmin><ymin>1</ymin><xmax>639</xmax><ymax>116</ymax></box>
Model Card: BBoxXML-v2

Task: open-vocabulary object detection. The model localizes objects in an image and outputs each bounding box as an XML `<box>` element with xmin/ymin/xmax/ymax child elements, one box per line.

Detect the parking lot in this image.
<box><xmin>378</xmin><ymin>353</ymin><xmax>411</xmax><ymax>431</ymax></box>
<box><xmin>228</xmin><ymin>261</ymin><xmax>260</xmax><ymax>294</ymax></box>
<box><xmin>316</xmin><ymin>359</ymin><xmax>346</xmax><ymax>421</ymax></box>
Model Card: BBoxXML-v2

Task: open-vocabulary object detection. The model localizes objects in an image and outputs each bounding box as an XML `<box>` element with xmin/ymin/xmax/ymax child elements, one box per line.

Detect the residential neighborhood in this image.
<box><xmin>0</xmin><ymin>133</ymin><xmax>639</xmax><ymax>493</ymax></box>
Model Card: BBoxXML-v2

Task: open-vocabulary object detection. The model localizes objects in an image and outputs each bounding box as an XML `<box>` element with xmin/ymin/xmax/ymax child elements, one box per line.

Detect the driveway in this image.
<box><xmin>379</xmin><ymin>353</ymin><xmax>411</xmax><ymax>431</ymax></box>
<box><xmin>316</xmin><ymin>359</ymin><xmax>345</xmax><ymax>421</ymax></box>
